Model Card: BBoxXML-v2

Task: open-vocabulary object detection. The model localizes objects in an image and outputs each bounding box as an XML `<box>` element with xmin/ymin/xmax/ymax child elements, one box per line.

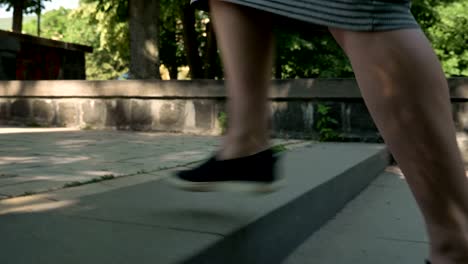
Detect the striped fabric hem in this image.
<box><xmin>191</xmin><ymin>0</ymin><xmax>420</xmax><ymax>31</ymax></box>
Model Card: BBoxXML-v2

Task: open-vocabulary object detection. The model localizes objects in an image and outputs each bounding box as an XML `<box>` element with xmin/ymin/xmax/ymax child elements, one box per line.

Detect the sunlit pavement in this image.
<box><xmin>0</xmin><ymin>127</ymin><xmax>304</xmax><ymax>198</ymax></box>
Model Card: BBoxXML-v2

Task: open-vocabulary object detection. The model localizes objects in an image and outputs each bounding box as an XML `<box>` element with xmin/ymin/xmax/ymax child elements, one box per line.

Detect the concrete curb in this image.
<box><xmin>0</xmin><ymin>143</ymin><xmax>392</xmax><ymax>264</ymax></box>
<box><xmin>183</xmin><ymin>146</ymin><xmax>391</xmax><ymax>264</ymax></box>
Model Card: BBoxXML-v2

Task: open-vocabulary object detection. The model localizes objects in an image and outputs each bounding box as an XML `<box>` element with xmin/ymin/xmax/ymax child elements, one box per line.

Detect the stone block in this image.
<box><xmin>453</xmin><ymin>102</ymin><xmax>468</xmax><ymax>132</ymax></box>
<box><xmin>82</xmin><ymin>100</ymin><xmax>106</xmax><ymax>127</ymax></box>
<box><xmin>456</xmin><ymin>133</ymin><xmax>468</xmax><ymax>165</ymax></box>
<box><xmin>57</xmin><ymin>101</ymin><xmax>78</xmax><ymax>127</ymax></box>
<box><xmin>194</xmin><ymin>100</ymin><xmax>214</xmax><ymax>130</ymax></box>
<box><xmin>11</xmin><ymin>99</ymin><xmax>31</xmax><ymax>119</ymax></box>
<box><xmin>130</xmin><ymin>100</ymin><xmax>153</xmax><ymax>130</ymax></box>
<box><xmin>271</xmin><ymin>101</ymin><xmax>318</xmax><ymax>137</ymax></box>
<box><xmin>32</xmin><ymin>100</ymin><xmax>55</xmax><ymax>124</ymax></box>
<box><xmin>272</xmin><ymin>102</ymin><xmax>302</xmax><ymax>132</ymax></box>
<box><xmin>347</xmin><ymin>103</ymin><xmax>377</xmax><ymax>133</ymax></box>
<box><xmin>157</xmin><ymin>101</ymin><xmax>186</xmax><ymax>130</ymax></box>
<box><xmin>0</xmin><ymin>100</ymin><xmax>10</xmax><ymax>119</ymax></box>
<box><xmin>108</xmin><ymin>100</ymin><xmax>131</xmax><ymax>129</ymax></box>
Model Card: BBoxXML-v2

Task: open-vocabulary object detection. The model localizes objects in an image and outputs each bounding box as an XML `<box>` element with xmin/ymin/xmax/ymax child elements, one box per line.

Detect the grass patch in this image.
<box><xmin>0</xmin><ymin>174</ymin><xmax>18</xmax><ymax>178</ymax></box>
<box><xmin>63</xmin><ymin>174</ymin><xmax>116</xmax><ymax>188</ymax></box>
<box><xmin>81</xmin><ymin>124</ymin><xmax>94</xmax><ymax>130</ymax></box>
<box><xmin>25</xmin><ymin>121</ymin><xmax>42</xmax><ymax>127</ymax></box>
<box><xmin>63</xmin><ymin>181</ymin><xmax>83</xmax><ymax>188</ymax></box>
<box><xmin>19</xmin><ymin>191</ymin><xmax>37</xmax><ymax>197</ymax></box>
<box><xmin>271</xmin><ymin>144</ymin><xmax>287</xmax><ymax>153</ymax></box>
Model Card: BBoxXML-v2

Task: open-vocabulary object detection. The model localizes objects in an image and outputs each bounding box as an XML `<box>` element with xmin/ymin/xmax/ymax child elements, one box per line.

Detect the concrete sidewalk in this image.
<box><xmin>285</xmin><ymin>168</ymin><xmax>429</xmax><ymax>264</ymax></box>
<box><xmin>0</xmin><ymin>128</ymin><xmax>428</xmax><ymax>264</ymax></box>
<box><xmin>0</xmin><ymin>128</ymin><xmax>305</xmax><ymax>198</ymax></box>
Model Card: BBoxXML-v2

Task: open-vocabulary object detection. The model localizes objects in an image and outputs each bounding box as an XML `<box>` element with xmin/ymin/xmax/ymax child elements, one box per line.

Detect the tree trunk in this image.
<box><xmin>203</xmin><ymin>21</ymin><xmax>218</xmax><ymax>79</ymax></box>
<box><xmin>274</xmin><ymin>54</ymin><xmax>282</xmax><ymax>79</ymax></box>
<box><xmin>37</xmin><ymin>0</ymin><xmax>41</xmax><ymax>37</ymax></box>
<box><xmin>129</xmin><ymin>0</ymin><xmax>161</xmax><ymax>79</ymax></box>
<box><xmin>12</xmin><ymin>0</ymin><xmax>25</xmax><ymax>33</ymax></box>
<box><xmin>181</xmin><ymin>5</ymin><xmax>203</xmax><ymax>79</ymax></box>
<box><xmin>168</xmin><ymin>65</ymin><xmax>178</xmax><ymax>80</ymax></box>
<box><xmin>161</xmin><ymin>18</ymin><xmax>178</xmax><ymax>80</ymax></box>
<box><xmin>274</xmin><ymin>35</ymin><xmax>283</xmax><ymax>79</ymax></box>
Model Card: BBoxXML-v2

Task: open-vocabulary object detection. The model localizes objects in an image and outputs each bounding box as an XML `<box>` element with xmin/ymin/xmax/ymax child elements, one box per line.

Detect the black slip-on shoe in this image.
<box><xmin>167</xmin><ymin>148</ymin><xmax>283</xmax><ymax>193</ymax></box>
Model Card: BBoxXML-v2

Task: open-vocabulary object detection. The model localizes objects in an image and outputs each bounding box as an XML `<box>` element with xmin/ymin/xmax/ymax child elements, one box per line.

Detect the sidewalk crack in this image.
<box><xmin>376</xmin><ymin>236</ymin><xmax>428</xmax><ymax>244</ymax></box>
<box><xmin>64</xmin><ymin>214</ymin><xmax>225</xmax><ymax>237</ymax></box>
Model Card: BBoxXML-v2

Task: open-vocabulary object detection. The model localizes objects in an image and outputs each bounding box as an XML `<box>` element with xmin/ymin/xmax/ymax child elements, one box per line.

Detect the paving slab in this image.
<box><xmin>0</xmin><ymin>180</ymin><xmax>62</xmax><ymax>196</ymax></box>
<box><xmin>0</xmin><ymin>213</ymin><xmax>219</xmax><ymax>264</ymax></box>
<box><xmin>284</xmin><ymin>170</ymin><xmax>428</xmax><ymax>264</ymax></box>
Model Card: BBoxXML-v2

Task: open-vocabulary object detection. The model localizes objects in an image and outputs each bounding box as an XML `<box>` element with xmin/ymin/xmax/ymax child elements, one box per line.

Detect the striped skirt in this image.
<box><xmin>191</xmin><ymin>0</ymin><xmax>419</xmax><ymax>31</ymax></box>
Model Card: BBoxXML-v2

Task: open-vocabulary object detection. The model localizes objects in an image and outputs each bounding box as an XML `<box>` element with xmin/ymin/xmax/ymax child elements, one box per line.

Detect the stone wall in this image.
<box><xmin>0</xmin><ymin>98</ymin><xmax>224</xmax><ymax>134</ymax></box>
<box><xmin>1</xmin><ymin>78</ymin><xmax>467</xmax><ymax>143</ymax></box>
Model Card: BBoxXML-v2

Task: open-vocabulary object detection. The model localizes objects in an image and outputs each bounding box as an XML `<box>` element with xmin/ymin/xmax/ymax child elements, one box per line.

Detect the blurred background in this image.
<box><xmin>0</xmin><ymin>0</ymin><xmax>466</xmax><ymax>80</ymax></box>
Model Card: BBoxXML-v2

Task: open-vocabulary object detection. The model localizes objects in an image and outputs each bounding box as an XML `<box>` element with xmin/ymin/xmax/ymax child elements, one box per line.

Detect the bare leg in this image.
<box><xmin>209</xmin><ymin>1</ymin><xmax>468</xmax><ymax>261</ymax></box>
<box><xmin>330</xmin><ymin>28</ymin><xmax>468</xmax><ymax>263</ymax></box>
<box><xmin>209</xmin><ymin>0</ymin><xmax>274</xmax><ymax>159</ymax></box>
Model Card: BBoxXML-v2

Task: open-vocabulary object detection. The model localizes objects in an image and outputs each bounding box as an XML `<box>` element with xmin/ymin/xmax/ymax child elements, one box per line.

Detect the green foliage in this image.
<box><xmin>0</xmin><ymin>0</ymin><xmax>50</xmax><ymax>14</ymax></box>
<box><xmin>411</xmin><ymin>0</ymin><xmax>442</xmax><ymax>30</ymax></box>
<box><xmin>159</xmin><ymin>1</ymin><xmax>221</xmax><ymax>79</ymax></box>
<box><xmin>76</xmin><ymin>1</ymin><xmax>130</xmax><ymax>79</ymax></box>
<box><xmin>315</xmin><ymin>104</ymin><xmax>343</xmax><ymax>142</ymax></box>
<box><xmin>19</xmin><ymin>0</ymin><xmax>468</xmax><ymax>79</ymax></box>
<box><xmin>271</xmin><ymin>144</ymin><xmax>287</xmax><ymax>153</ymax></box>
<box><xmin>426</xmin><ymin>1</ymin><xmax>468</xmax><ymax>76</ymax></box>
<box><xmin>218</xmin><ymin>111</ymin><xmax>228</xmax><ymax>134</ymax></box>
<box><xmin>273</xmin><ymin>0</ymin><xmax>468</xmax><ymax>78</ymax></box>
<box><xmin>23</xmin><ymin>0</ymin><xmax>214</xmax><ymax>80</ymax></box>
<box><xmin>275</xmin><ymin>31</ymin><xmax>354</xmax><ymax>79</ymax></box>
<box><xmin>410</xmin><ymin>0</ymin><xmax>468</xmax><ymax>76</ymax></box>
<box><xmin>81</xmin><ymin>0</ymin><xmax>128</xmax><ymax>22</ymax></box>
<box><xmin>23</xmin><ymin>8</ymin><xmax>71</xmax><ymax>39</ymax></box>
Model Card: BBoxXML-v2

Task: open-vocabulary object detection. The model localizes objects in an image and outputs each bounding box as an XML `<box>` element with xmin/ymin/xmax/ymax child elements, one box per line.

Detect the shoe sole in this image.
<box><xmin>165</xmin><ymin>176</ymin><xmax>285</xmax><ymax>194</ymax></box>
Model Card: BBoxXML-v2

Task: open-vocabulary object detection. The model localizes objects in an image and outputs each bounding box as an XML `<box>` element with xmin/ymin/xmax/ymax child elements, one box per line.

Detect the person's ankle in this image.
<box><xmin>430</xmin><ymin>242</ymin><xmax>468</xmax><ymax>264</ymax></box>
<box><xmin>429</xmin><ymin>219</ymin><xmax>468</xmax><ymax>264</ymax></box>
<box><xmin>218</xmin><ymin>134</ymin><xmax>269</xmax><ymax>160</ymax></box>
